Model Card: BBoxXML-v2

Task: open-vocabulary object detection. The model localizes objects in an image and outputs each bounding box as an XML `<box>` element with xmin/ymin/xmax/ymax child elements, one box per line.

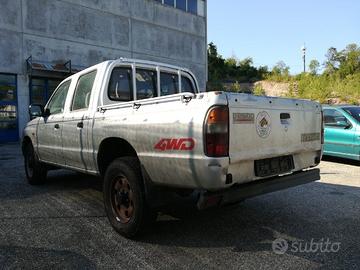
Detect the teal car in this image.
<box><xmin>323</xmin><ymin>105</ymin><xmax>360</xmax><ymax>161</ymax></box>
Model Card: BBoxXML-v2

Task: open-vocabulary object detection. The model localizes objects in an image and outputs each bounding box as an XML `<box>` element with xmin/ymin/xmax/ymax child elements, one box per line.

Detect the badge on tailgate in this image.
<box><xmin>233</xmin><ymin>113</ymin><xmax>254</xmax><ymax>124</ymax></box>
<box><xmin>256</xmin><ymin>111</ymin><xmax>272</xmax><ymax>138</ymax></box>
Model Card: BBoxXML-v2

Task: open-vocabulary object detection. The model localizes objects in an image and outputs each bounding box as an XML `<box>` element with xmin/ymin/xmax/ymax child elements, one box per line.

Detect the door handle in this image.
<box><xmin>54</xmin><ymin>124</ymin><xmax>60</xmax><ymax>130</ymax></box>
<box><xmin>133</xmin><ymin>103</ymin><xmax>141</xmax><ymax>110</ymax></box>
<box><xmin>77</xmin><ymin>122</ymin><xmax>84</xmax><ymax>129</ymax></box>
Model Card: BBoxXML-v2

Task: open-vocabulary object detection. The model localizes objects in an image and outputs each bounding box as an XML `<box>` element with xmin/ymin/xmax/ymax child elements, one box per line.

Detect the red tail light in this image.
<box><xmin>204</xmin><ymin>106</ymin><xmax>229</xmax><ymax>157</ymax></box>
<box><xmin>321</xmin><ymin>110</ymin><xmax>324</xmax><ymax>144</ymax></box>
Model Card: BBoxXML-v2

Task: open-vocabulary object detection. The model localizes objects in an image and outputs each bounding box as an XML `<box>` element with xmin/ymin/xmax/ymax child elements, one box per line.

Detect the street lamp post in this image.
<box><xmin>301</xmin><ymin>45</ymin><xmax>306</xmax><ymax>73</ymax></box>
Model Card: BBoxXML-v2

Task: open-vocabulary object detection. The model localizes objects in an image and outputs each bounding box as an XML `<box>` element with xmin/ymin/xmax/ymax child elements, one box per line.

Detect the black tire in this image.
<box><xmin>103</xmin><ymin>157</ymin><xmax>156</xmax><ymax>238</ymax></box>
<box><xmin>24</xmin><ymin>143</ymin><xmax>47</xmax><ymax>185</ymax></box>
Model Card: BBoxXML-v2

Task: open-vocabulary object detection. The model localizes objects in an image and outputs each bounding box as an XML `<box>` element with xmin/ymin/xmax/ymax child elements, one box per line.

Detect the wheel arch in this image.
<box><xmin>97</xmin><ymin>137</ymin><xmax>139</xmax><ymax>177</ymax></box>
<box><xmin>21</xmin><ymin>136</ymin><xmax>33</xmax><ymax>156</ymax></box>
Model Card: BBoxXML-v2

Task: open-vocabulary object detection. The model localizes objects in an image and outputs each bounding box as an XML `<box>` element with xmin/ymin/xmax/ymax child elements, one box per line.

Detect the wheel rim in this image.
<box><xmin>26</xmin><ymin>149</ymin><xmax>34</xmax><ymax>178</ymax></box>
<box><xmin>111</xmin><ymin>174</ymin><xmax>134</xmax><ymax>224</ymax></box>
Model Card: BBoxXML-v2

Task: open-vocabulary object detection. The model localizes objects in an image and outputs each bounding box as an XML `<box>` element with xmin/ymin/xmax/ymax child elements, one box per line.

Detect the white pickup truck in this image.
<box><xmin>23</xmin><ymin>58</ymin><xmax>323</xmax><ymax>238</ymax></box>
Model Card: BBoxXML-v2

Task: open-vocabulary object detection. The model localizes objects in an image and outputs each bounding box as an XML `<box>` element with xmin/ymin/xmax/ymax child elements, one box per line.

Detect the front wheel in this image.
<box><xmin>103</xmin><ymin>157</ymin><xmax>156</xmax><ymax>238</ymax></box>
<box><xmin>24</xmin><ymin>144</ymin><xmax>47</xmax><ymax>185</ymax></box>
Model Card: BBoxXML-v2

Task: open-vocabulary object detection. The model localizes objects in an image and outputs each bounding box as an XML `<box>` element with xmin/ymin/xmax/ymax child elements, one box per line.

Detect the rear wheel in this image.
<box><xmin>103</xmin><ymin>157</ymin><xmax>156</xmax><ymax>238</ymax></box>
<box><xmin>24</xmin><ymin>144</ymin><xmax>47</xmax><ymax>185</ymax></box>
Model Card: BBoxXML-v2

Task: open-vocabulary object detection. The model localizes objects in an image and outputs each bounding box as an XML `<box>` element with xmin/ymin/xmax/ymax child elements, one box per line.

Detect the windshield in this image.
<box><xmin>343</xmin><ymin>107</ymin><xmax>360</xmax><ymax>123</ymax></box>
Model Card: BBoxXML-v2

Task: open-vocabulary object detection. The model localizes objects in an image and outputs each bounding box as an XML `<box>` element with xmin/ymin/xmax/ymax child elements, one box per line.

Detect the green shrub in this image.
<box><xmin>253</xmin><ymin>84</ymin><xmax>265</xmax><ymax>96</ymax></box>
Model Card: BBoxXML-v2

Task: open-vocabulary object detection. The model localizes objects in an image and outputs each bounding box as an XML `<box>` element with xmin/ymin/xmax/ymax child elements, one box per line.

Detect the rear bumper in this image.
<box><xmin>197</xmin><ymin>168</ymin><xmax>320</xmax><ymax>210</ymax></box>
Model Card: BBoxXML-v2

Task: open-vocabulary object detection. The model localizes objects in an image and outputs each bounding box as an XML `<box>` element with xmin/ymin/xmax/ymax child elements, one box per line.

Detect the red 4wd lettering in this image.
<box><xmin>154</xmin><ymin>138</ymin><xmax>195</xmax><ymax>151</ymax></box>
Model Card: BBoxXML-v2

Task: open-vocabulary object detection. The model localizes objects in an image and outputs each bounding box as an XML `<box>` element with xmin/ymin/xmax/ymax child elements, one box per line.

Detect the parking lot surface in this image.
<box><xmin>0</xmin><ymin>143</ymin><xmax>359</xmax><ymax>269</ymax></box>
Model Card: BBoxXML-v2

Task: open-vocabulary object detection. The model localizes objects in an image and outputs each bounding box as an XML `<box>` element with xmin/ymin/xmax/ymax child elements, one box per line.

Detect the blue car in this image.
<box><xmin>323</xmin><ymin>105</ymin><xmax>360</xmax><ymax>161</ymax></box>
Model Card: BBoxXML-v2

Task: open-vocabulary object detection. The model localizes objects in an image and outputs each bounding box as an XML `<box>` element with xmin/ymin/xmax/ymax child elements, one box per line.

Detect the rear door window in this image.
<box><xmin>135</xmin><ymin>69</ymin><xmax>157</xmax><ymax>100</ymax></box>
<box><xmin>71</xmin><ymin>70</ymin><xmax>97</xmax><ymax>111</ymax></box>
<box><xmin>108</xmin><ymin>67</ymin><xmax>133</xmax><ymax>101</ymax></box>
<box><xmin>160</xmin><ymin>72</ymin><xmax>178</xmax><ymax>96</ymax></box>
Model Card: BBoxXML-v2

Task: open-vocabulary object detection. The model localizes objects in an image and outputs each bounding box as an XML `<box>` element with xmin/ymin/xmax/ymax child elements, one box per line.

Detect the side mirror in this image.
<box><xmin>336</xmin><ymin>120</ymin><xmax>351</xmax><ymax>129</ymax></box>
<box><xmin>29</xmin><ymin>104</ymin><xmax>46</xmax><ymax>119</ymax></box>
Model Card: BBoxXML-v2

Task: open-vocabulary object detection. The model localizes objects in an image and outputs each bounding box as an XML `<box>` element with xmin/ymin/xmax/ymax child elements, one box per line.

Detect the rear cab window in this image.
<box><xmin>181</xmin><ymin>74</ymin><xmax>195</xmax><ymax>94</ymax></box>
<box><xmin>136</xmin><ymin>69</ymin><xmax>157</xmax><ymax>100</ymax></box>
<box><xmin>160</xmin><ymin>72</ymin><xmax>179</xmax><ymax>96</ymax></box>
<box><xmin>108</xmin><ymin>67</ymin><xmax>133</xmax><ymax>102</ymax></box>
<box><xmin>102</xmin><ymin>64</ymin><xmax>197</xmax><ymax>106</ymax></box>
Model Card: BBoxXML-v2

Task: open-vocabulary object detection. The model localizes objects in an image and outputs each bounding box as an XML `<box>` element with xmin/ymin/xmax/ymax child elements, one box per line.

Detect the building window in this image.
<box><xmin>30</xmin><ymin>78</ymin><xmax>62</xmax><ymax>105</ymax></box>
<box><xmin>176</xmin><ymin>0</ymin><xmax>186</xmax><ymax>11</ymax></box>
<box><xmin>0</xmin><ymin>74</ymin><xmax>18</xmax><ymax>142</ymax></box>
<box><xmin>155</xmin><ymin>0</ymin><xmax>202</xmax><ymax>16</ymax></box>
<box><xmin>164</xmin><ymin>0</ymin><xmax>175</xmax><ymax>7</ymax></box>
<box><xmin>0</xmin><ymin>74</ymin><xmax>16</xmax><ymax>102</ymax></box>
<box><xmin>187</xmin><ymin>0</ymin><xmax>198</xmax><ymax>14</ymax></box>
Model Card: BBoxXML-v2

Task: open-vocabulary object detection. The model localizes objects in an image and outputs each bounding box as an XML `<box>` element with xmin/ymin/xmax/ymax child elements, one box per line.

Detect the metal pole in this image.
<box><xmin>301</xmin><ymin>45</ymin><xmax>306</xmax><ymax>73</ymax></box>
<box><xmin>303</xmin><ymin>53</ymin><xmax>306</xmax><ymax>73</ymax></box>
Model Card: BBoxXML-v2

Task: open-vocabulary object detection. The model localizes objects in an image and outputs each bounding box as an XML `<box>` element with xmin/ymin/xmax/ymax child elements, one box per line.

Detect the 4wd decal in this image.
<box><xmin>155</xmin><ymin>138</ymin><xmax>195</xmax><ymax>151</ymax></box>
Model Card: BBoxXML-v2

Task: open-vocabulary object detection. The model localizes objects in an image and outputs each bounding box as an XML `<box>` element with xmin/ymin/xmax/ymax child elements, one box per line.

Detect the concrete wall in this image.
<box><xmin>0</xmin><ymin>0</ymin><xmax>207</xmax><ymax>138</ymax></box>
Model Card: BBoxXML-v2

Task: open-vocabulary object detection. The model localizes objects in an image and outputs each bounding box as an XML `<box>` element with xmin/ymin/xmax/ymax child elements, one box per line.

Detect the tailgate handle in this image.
<box><xmin>280</xmin><ymin>113</ymin><xmax>291</xmax><ymax>120</ymax></box>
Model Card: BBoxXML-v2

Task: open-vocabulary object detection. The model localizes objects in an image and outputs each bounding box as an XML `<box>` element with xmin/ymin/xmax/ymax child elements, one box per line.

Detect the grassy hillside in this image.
<box><xmin>208</xmin><ymin>43</ymin><xmax>360</xmax><ymax>105</ymax></box>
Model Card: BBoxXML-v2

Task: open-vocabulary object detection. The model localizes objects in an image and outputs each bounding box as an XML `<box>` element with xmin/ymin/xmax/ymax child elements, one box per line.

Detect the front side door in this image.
<box><xmin>62</xmin><ymin>70</ymin><xmax>97</xmax><ymax>171</ymax></box>
<box><xmin>323</xmin><ymin>108</ymin><xmax>356</xmax><ymax>158</ymax></box>
<box><xmin>37</xmin><ymin>80</ymin><xmax>72</xmax><ymax>165</ymax></box>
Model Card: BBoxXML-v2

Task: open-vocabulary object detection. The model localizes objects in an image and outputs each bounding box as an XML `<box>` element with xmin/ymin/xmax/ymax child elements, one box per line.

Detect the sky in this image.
<box><xmin>207</xmin><ymin>0</ymin><xmax>360</xmax><ymax>74</ymax></box>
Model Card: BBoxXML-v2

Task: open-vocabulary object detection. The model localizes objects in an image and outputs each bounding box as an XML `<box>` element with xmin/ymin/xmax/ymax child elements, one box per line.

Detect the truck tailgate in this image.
<box><xmin>226</xmin><ymin>93</ymin><xmax>322</xmax><ymax>164</ymax></box>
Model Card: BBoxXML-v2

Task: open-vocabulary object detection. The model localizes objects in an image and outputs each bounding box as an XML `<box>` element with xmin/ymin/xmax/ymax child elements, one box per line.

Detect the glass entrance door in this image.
<box><xmin>30</xmin><ymin>78</ymin><xmax>62</xmax><ymax>106</ymax></box>
<box><xmin>0</xmin><ymin>74</ymin><xmax>18</xmax><ymax>143</ymax></box>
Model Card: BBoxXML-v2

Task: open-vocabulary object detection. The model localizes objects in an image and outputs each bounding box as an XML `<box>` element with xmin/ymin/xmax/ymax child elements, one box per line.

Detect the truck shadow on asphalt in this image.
<box><xmin>140</xmin><ymin>182</ymin><xmax>359</xmax><ymax>268</ymax></box>
<box><xmin>1</xmin><ymin>170</ymin><xmax>359</xmax><ymax>268</ymax></box>
<box><xmin>0</xmin><ymin>245</ymin><xmax>96</xmax><ymax>269</ymax></box>
<box><xmin>0</xmin><ymin>170</ymin><xmax>103</xmax><ymax>201</ymax></box>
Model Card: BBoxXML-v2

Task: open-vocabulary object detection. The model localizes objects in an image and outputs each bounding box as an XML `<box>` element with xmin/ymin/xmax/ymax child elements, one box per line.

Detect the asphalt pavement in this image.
<box><xmin>0</xmin><ymin>143</ymin><xmax>359</xmax><ymax>270</ymax></box>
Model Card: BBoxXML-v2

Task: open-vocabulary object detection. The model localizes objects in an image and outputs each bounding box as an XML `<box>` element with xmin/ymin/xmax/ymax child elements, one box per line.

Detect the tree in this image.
<box><xmin>324</xmin><ymin>47</ymin><xmax>340</xmax><ymax>73</ymax></box>
<box><xmin>208</xmin><ymin>42</ymin><xmax>226</xmax><ymax>82</ymax></box>
<box><xmin>337</xmin><ymin>43</ymin><xmax>360</xmax><ymax>78</ymax></box>
<box><xmin>224</xmin><ymin>56</ymin><xmax>238</xmax><ymax>79</ymax></box>
<box><xmin>309</xmin><ymin>59</ymin><xmax>320</xmax><ymax>75</ymax></box>
<box><xmin>272</xmin><ymin>61</ymin><xmax>290</xmax><ymax>76</ymax></box>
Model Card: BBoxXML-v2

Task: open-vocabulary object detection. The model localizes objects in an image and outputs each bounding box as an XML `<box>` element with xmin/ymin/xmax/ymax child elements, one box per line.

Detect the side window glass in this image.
<box><xmin>136</xmin><ymin>69</ymin><xmax>157</xmax><ymax>100</ymax></box>
<box><xmin>71</xmin><ymin>70</ymin><xmax>97</xmax><ymax>111</ymax></box>
<box><xmin>46</xmin><ymin>80</ymin><xmax>71</xmax><ymax>115</ymax></box>
<box><xmin>160</xmin><ymin>72</ymin><xmax>178</xmax><ymax>96</ymax></box>
<box><xmin>181</xmin><ymin>76</ymin><xmax>195</xmax><ymax>94</ymax></box>
<box><xmin>108</xmin><ymin>67</ymin><xmax>133</xmax><ymax>101</ymax></box>
<box><xmin>324</xmin><ymin>109</ymin><xmax>350</xmax><ymax>127</ymax></box>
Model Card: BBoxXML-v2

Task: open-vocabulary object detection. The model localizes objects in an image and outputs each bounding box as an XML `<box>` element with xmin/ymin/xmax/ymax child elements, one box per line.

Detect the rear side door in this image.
<box><xmin>323</xmin><ymin>108</ymin><xmax>356</xmax><ymax>157</ymax></box>
<box><xmin>37</xmin><ymin>80</ymin><xmax>71</xmax><ymax>165</ymax></box>
<box><xmin>62</xmin><ymin>70</ymin><xmax>97</xmax><ymax>171</ymax></box>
